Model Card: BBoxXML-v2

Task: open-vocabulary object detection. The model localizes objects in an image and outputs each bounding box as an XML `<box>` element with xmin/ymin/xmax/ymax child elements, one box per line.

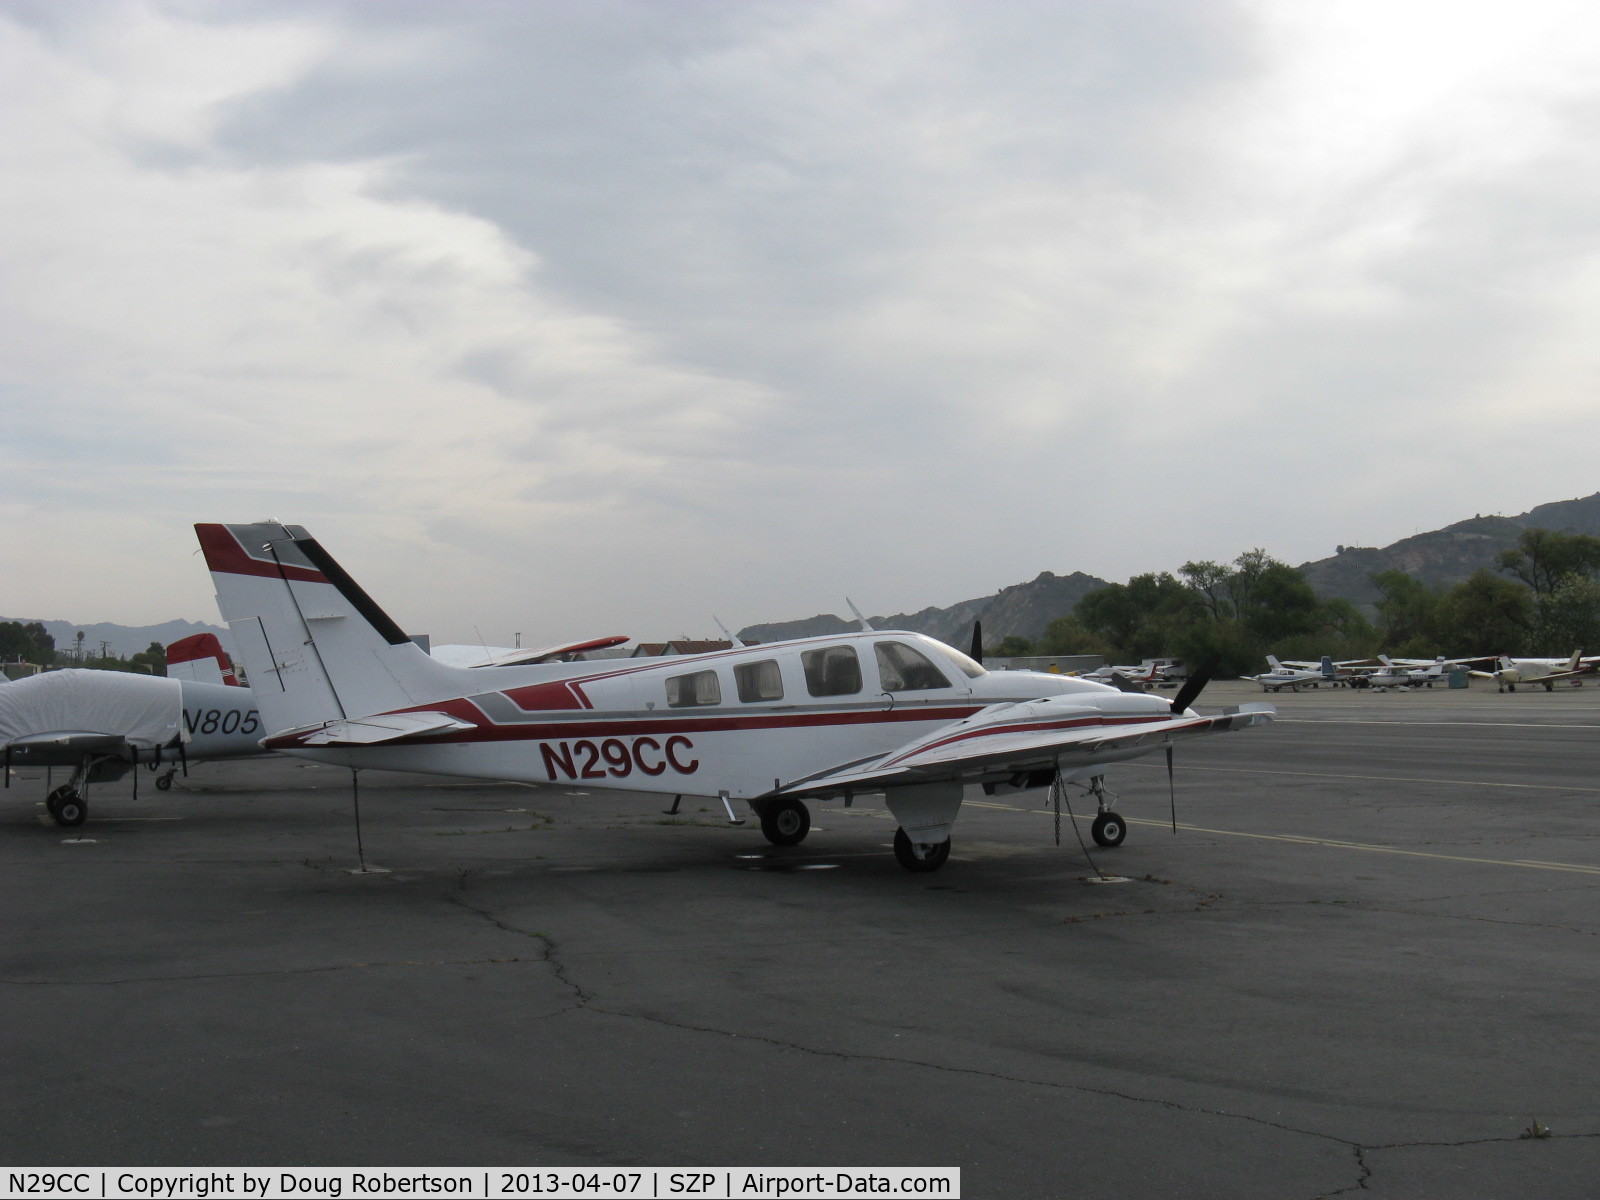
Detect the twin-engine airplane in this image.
<box><xmin>1</xmin><ymin>634</ymin><xmax>266</xmax><ymax>826</ymax></box>
<box><xmin>196</xmin><ymin>522</ymin><xmax>1274</xmax><ymax>872</ymax></box>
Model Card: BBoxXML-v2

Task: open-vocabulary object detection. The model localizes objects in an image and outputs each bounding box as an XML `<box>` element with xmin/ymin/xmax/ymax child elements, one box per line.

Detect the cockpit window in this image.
<box><xmin>802</xmin><ymin>646</ymin><xmax>863</xmax><ymax>697</ymax></box>
<box><xmin>734</xmin><ymin>659</ymin><xmax>784</xmax><ymax>702</ymax></box>
<box><xmin>874</xmin><ymin>641</ymin><xmax>952</xmax><ymax>692</ymax></box>
<box><xmin>666</xmin><ymin>669</ymin><xmax>721</xmax><ymax>708</ymax></box>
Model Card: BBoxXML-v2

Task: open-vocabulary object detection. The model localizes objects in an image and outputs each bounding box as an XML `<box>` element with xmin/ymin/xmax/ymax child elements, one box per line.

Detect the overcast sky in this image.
<box><xmin>5</xmin><ymin>0</ymin><xmax>1599</xmax><ymax>644</ymax></box>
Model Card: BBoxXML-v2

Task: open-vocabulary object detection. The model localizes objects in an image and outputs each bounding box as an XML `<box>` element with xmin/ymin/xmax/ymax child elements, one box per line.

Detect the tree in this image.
<box><xmin>1371</xmin><ymin>569</ymin><xmax>1441</xmax><ymax>654</ymax></box>
<box><xmin>1075</xmin><ymin>573</ymin><xmax>1199</xmax><ymax>659</ymax></box>
<box><xmin>128</xmin><ymin>641</ymin><xmax>168</xmax><ymax>675</ymax></box>
<box><xmin>1179</xmin><ymin>560</ymin><xmax>1233</xmax><ymax>621</ymax></box>
<box><xmin>1435</xmin><ymin>570</ymin><xmax>1532</xmax><ymax>655</ymax></box>
<box><xmin>0</xmin><ymin>621</ymin><xmax>54</xmax><ymax>665</ymax></box>
<box><xmin>1036</xmin><ymin>616</ymin><xmax>1112</xmax><ymax>658</ymax></box>
<box><xmin>1497</xmin><ymin>528</ymin><xmax>1600</xmax><ymax>599</ymax></box>
<box><xmin>992</xmin><ymin>635</ymin><xmax>1037</xmax><ymax>658</ymax></box>
<box><xmin>1537</xmin><ymin>576</ymin><xmax>1600</xmax><ymax>654</ymax></box>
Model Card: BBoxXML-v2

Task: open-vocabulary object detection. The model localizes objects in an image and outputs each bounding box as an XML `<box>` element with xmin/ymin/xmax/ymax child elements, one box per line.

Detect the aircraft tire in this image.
<box><xmin>51</xmin><ymin>789</ymin><xmax>87</xmax><ymax>828</ymax></box>
<box><xmin>155</xmin><ymin>773</ymin><xmax>173</xmax><ymax>791</ymax></box>
<box><xmin>893</xmin><ymin>828</ymin><xmax>950</xmax><ymax>872</ymax></box>
<box><xmin>760</xmin><ymin>798</ymin><xmax>811</xmax><ymax>846</ymax></box>
<box><xmin>1091</xmin><ymin>812</ymin><xmax>1127</xmax><ymax>847</ymax></box>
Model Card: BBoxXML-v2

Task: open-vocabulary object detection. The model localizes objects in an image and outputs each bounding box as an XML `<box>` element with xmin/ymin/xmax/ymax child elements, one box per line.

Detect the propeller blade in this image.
<box><xmin>1170</xmin><ymin>656</ymin><xmax>1221</xmax><ymax>714</ymax></box>
<box><xmin>970</xmin><ymin>620</ymin><xmax>984</xmax><ymax>666</ymax></box>
<box><xmin>1109</xmin><ymin>670</ymin><xmax>1147</xmax><ymax>694</ymax></box>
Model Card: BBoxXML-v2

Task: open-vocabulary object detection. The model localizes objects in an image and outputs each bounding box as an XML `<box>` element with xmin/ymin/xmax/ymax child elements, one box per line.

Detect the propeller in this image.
<box><xmin>970</xmin><ymin>620</ymin><xmax>984</xmax><ymax>666</ymax></box>
<box><xmin>1169</xmin><ymin>655</ymin><xmax>1221</xmax><ymax>714</ymax></box>
<box><xmin>1109</xmin><ymin>671</ymin><xmax>1147</xmax><ymax>694</ymax></box>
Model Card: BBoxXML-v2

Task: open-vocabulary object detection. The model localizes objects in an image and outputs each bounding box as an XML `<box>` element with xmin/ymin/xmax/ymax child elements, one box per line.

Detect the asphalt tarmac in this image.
<box><xmin>4</xmin><ymin>680</ymin><xmax>1598</xmax><ymax>1198</ymax></box>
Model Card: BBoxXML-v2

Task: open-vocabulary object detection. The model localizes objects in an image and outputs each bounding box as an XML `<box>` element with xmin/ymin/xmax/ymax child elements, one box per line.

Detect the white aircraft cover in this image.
<box><xmin>0</xmin><ymin>669</ymin><xmax>184</xmax><ymax>749</ymax></box>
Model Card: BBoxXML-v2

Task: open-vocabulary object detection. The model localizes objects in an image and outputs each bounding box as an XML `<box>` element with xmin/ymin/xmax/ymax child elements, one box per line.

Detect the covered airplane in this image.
<box><xmin>0</xmin><ymin>635</ymin><xmax>264</xmax><ymax>826</ymax></box>
<box><xmin>195</xmin><ymin>522</ymin><xmax>1274</xmax><ymax>872</ymax></box>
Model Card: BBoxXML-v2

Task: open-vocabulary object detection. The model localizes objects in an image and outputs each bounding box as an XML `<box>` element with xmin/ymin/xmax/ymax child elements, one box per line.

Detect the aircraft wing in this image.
<box><xmin>430</xmin><ymin>636</ymin><xmax>630</xmax><ymax>669</ymax></box>
<box><xmin>769</xmin><ymin>698</ymin><xmax>1274</xmax><ymax>799</ymax></box>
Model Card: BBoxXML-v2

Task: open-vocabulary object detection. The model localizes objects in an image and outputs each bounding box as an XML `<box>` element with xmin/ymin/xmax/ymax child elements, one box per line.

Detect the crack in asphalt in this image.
<box><xmin>443</xmin><ymin>870</ymin><xmax>1600</xmax><ymax>1200</ymax></box>
<box><xmin>444</xmin><ymin>871</ymin><xmax>594</xmax><ymax>1010</ymax></box>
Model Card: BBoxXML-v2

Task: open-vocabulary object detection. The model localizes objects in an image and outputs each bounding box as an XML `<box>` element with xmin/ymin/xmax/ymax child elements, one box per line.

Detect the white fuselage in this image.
<box><xmin>273</xmin><ymin>633</ymin><xmax>1177</xmax><ymax>799</ymax></box>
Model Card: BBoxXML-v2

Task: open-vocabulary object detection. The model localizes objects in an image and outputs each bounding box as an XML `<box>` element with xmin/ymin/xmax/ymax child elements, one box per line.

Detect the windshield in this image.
<box><xmin>922</xmin><ymin>637</ymin><xmax>986</xmax><ymax>678</ymax></box>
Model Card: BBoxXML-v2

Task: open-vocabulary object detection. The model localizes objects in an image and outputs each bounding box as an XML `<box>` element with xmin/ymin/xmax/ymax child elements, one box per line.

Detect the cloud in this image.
<box><xmin>5</xmin><ymin>0</ymin><xmax>1600</xmax><ymax>639</ymax></box>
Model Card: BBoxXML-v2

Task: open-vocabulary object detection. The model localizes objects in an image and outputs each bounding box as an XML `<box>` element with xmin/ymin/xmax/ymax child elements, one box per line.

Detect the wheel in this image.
<box><xmin>45</xmin><ymin>784</ymin><xmax>72</xmax><ymax>819</ymax></box>
<box><xmin>759</xmin><ymin>798</ymin><xmax>811</xmax><ymax>846</ymax></box>
<box><xmin>51</xmin><ymin>789</ymin><xmax>87</xmax><ymax>827</ymax></box>
<box><xmin>1091</xmin><ymin>811</ymin><xmax>1127</xmax><ymax>847</ymax></box>
<box><xmin>1544</xmin><ymin>682</ymin><xmax>1555</xmax><ymax>692</ymax></box>
<box><xmin>155</xmin><ymin>773</ymin><xmax>173</xmax><ymax>791</ymax></box>
<box><xmin>893</xmin><ymin>827</ymin><xmax>951</xmax><ymax>872</ymax></box>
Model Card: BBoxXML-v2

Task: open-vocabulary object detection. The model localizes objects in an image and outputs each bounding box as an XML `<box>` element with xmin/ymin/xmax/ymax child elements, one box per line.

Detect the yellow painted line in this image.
<box><xmin>1156</xmin><ymin>764</ymin><xmax>1600</xmax><ymax>794</ymax></box>
<box><xmin>836</xmin><ymin>795</ymin><xmax>1600</xmax><ymax>875</ymax></box>
<box><xmin>1116</xmin><ymin>816</ymin><xmax>1600</xmax><ymax>876</ymax></box>
<box><xmin>963</xmin><ymin>800</ymin><xmax>1600</xmax><ymax>876</ymax></box>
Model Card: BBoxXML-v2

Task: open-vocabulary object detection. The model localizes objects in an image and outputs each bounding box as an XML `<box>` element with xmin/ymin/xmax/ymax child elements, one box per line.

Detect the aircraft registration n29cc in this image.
<box><xmin>196</xmin><ymin>522</ymin><xmax>1274</xmax><ymax>872</ymax></box>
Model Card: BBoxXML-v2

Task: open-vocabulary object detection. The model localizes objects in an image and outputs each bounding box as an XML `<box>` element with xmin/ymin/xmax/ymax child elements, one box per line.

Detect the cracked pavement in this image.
<box><xmin>3</xmin><ymin>682</ymin><xmax>1598</xmax><ymax>1197</ymax></box>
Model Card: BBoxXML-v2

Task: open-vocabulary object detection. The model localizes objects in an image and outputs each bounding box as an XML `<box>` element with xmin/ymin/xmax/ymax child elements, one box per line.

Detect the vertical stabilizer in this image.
<box><xmin>165</xmin><ymin>633</ymin><xmax>240</xmax><ymax>687</ymax></box>
<box><xmin>195</xmin><ymin>523</ymin><xmax>464</xmax><ymax>737</ymax></box>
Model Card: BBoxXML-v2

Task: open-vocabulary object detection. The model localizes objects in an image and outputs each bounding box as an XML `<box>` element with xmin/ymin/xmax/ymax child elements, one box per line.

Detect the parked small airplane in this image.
<box><xmin>1081</xmin><ymin>659</ymin><xmax>1181</xmax><ymax>690</ymax></box>
<box><xmin>1354</xmin><ymin>656</ymin><xmax>1450</xmax><ymax>691</ymax></box>
<box><xmin>195</xmin><ymin>522</ymin><xmax>1274</xmax><ymax>872</ymax></box>
<box><xmin>1245</xmin><ymin>655</ymin><xmax>1336</xmax><ymax>692</ymax></box>
<box><xmin>0</xmin><ymin>636</ymin><xmax>265</xmax><ymax>826</ymax></box>
<box><xmin>1470</xmin><ymin>650</ymin><xmax>1595</xmax><ymax>692</ymax></box>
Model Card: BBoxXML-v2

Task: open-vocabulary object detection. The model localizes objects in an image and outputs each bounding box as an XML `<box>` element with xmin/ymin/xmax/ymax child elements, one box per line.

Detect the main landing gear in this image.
<box><xmin>893</xmin><ymin>827</ymin><xmax>951</xmax><ymax>872</ymax></box>
<box><xmin>1087</xmin><ymin>776</ymin><xmax>1127</xmax><ymax>847</ymax></box>
<box><xmin>758</xmin><ymin>797</ymin><xmax>811</xmax><ymax>846</ymax></box>
<box><xmin>45</xmin><ymin>784</ymin><xmax>87</xmax><ymax>827</ymax></box>
<box><xmin>756</xmin><ymin>796</ymin><xmax>955</xmax><ymax>872</ymax></box>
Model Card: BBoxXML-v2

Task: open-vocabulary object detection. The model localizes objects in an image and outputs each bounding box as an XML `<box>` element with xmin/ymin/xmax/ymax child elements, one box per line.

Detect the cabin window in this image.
<box><xmin>665</xmin><ymin>669</ymin><xmax>721</xmax><ymax>708</ymax></box>
<box><xmin>802</xmin><ymin>646</ymin><xmax>862</xmax><ymax>697</ymax></box>
<box><xmin>875</xmin><ymin>641</ymin><xmax>952</xmax><ymax>691</ymax></box>
<box><xmin>735</xmin><ymin>659</ymin><xmax>784</xmax><ymax>703</ymax></box>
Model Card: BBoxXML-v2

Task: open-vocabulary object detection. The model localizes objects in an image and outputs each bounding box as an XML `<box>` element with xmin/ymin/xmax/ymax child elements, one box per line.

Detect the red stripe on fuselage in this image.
<box><xmin>503</xmin><ymin>681</ymin><xmax>592</xmax><ymax>711</ymax></box>
<box><xmin>343</xmin><ymin>702</ymin><xmax>984</xmax><ymax>746</ymax></box>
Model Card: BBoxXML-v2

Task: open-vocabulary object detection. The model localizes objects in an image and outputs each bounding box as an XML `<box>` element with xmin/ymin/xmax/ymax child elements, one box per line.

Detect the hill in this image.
<box><xmin>738</xmin><ymin>570</ymin><xmax>1110</xmax><ymax>647</ymax></box>
<box><xmin>1296</xmin><ymin>492</ymin><xmax>1600</xmax><ymax>606</ymax></box>
<box><xmin>1</xmin><ymin>617</ymin><xmax>231</xmax><ymax>660</ymax></box>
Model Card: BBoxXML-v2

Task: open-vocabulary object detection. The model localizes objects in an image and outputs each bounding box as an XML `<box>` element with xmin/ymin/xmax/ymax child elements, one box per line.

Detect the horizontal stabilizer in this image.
<box><xmin>270</xmin><ymin>710</ymin><xmax>477</xmax><ymax>748</ymax></box>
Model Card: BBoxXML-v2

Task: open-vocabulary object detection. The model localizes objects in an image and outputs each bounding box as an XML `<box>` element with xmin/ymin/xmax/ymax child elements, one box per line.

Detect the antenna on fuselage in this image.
<box><xmin>846</xmin><ymin>598</ymin><xmax>875</xmax><ymax>631</ymax></box>
<box><xmin>714</xmin><ymin>615</ymin><xmax>746</xmax><ymax>648</ymax></box>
